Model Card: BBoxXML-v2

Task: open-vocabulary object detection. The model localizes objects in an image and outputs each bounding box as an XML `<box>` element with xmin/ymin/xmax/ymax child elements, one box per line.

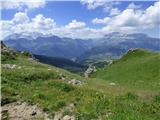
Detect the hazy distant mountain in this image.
<box><xmin>4</xmin><ymin>34</ymin><xmax>94</xmax><ymax>59</ymax></box>
<box><xmin>4</xmin><ymin>33</ymin><xmax>160</xmax><ymax>65</ymax></box>
<box><xmin>76</xmin><ymin>33</ymin><xmax>160</xmax><ymax>64</ymax></box>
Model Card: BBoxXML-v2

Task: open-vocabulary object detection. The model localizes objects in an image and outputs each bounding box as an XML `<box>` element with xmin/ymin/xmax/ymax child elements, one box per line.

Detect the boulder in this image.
<box><xmin>109</xmin><ymin>82</ymin><xmax>116</xmax><ymax>86</ymax></box>
<box><xmin>63</xmin><ymin>115</ymin><xmax>75</xmax><ymax>120</ymax></box>
<box><xmin>68</xmin><ymin>79</ymin><xmax>82</xmax><ymax>85</ymax></box>
<box><xmin>58</xmin><ymin>73</ymin><xmax>67</xmax><ymax>80</ymax></box>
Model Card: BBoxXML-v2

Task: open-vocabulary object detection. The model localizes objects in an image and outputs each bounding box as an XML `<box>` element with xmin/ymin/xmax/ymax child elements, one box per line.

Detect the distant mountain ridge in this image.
<box><xmin>76</xmin><ymin>33</ymin><xmax>160</xmax><ymax>64</ymax></box>
<box><xmin>4</xmin><ymin>35</ymin><xmax>94</xmax><ymax>59</ymax></box>
<box><xmin>4</xmin><ymin>32</ymin><xmax>160</xmax><ymax>65</ymax></box>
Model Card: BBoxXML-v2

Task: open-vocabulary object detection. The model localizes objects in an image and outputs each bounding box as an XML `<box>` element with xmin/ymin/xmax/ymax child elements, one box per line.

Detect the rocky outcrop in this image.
<box><xmin>84</xmin><ymin>65</ymin><xmax>97</xmax><ymax>78</ymax></box>
<box><xmin>1</xmin><ymin>41</ymin><xmax>16</xmax><ymax>55</ymax></box>
<box><xmin>1</xmin><ymin>101</ymin><xmax>50</xmax><ymax>120</ymax></box>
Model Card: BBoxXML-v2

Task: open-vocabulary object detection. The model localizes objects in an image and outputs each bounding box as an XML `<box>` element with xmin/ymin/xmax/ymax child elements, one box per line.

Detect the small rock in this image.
<box><xmin>54</xmin><ymin>112</ymin><xmax>63</xmax><ymax>120</ymax></box>
<box><xmin>18</xmin><ymin>66</ymin><xmax>22</xmax><ymax>69</ymax></box>
<box><xmin>63</xmin><ymin>115</ymin><xmax>75</xmax><ymax>120</ymax></box>
<box><xmin>68</xmin><ymin>79</ymin><xmax>82</xmax><ymax>85</ymax></box>
<box><xmin>61</xmin><ymin>77</ymin><xmax>66</xmax><ymax>80</ymax></box>
<box><xmin>31</xmin><ymin>111</ymin><xmax>37</xmax><ymax>116</ymax></box>
<box><xmin>1</xmin><ymin>109</ymin><xmax>8</xmax><ymax>113</ymax></box>
<box><xmin>1</xmin><ymin>98</ymin><xmax>14</xmax><ymax>106</ymax></box>
<box><xmin>1</xmin><ymin>109</ymin><xmax>8</xmax><ymax>120</ymax></box>
<box><xmin>109</xmin><ymin>82</ymin><xmax>116</xmax><ymax>86</ymax></box>
<box><xmin>16</xmin><ymin>101</ymin><xmax>22</xmax><ymax>105</ymax></box>
<box><xmin>58</xmin><ymin>73</ymin><xmax>67</xmax><ymax>80</ymax></box>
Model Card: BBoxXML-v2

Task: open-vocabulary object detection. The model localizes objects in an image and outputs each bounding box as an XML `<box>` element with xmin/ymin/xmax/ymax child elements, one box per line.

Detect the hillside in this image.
<box><xmin>33</xmin><ymin>54</ymin><xmax>87</xmax><ymax>74</ymax></box>
<box><xmin>91</xmin><ymin>49</ymin><xmax>160</xmax><ymax>90</ymax></box>
<box><xmin>1</xmin><ymin>44</ymin><xmax>160</xmax><ymax>120</ymax></box>
<box><xmin>4</xmin><ymin>33</ymin><xmax>160</xmax><ymax>62</ymax></box>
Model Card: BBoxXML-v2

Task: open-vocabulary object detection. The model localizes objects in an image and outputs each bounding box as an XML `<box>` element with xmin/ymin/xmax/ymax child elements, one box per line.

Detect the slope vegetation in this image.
<box><xmin>34</xmin><ymin>54</ymin><xmax>87</xmax><ymax>74</ymax></box>
<box><xmin>91</xmin><ymin>49</ymin><xmax>160</xmax><ymax>90</ymax></box>
<box><xmin>1</xmin><ymin>44</ymin><xmax>160</xmax><ymax>120</ymax></box>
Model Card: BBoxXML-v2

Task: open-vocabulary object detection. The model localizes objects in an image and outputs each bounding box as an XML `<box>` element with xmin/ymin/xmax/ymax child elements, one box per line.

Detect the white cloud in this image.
<box><xmin>127</xmin><ymin>2</ymin><xmax>142</xmax><ymax>10</ymax></box>
<box><xmin>141</xmin><ymin>1</ymin><xmax>160</xmax><ymax>26</ymax></box>
<box><xmin>111</xmin><ymin>9</ymin><xmax>141</xmax><ymax>27</ymax></box>
<box><xmin>0</xmin><ymin>13</ymin><xmax>57</xmax><ymax>39</ymax></box>
<box><xmin>13</xmin><ymin>12</ymin><xmax>29</xmax><ymax>24</ymax></box>
<box><xmin>1</xmin><ymin>1</ymin><xmax>160</xmax><ymax>40</ymax></box>
<box><xmin>80</xmin><ymin>0</ymin><xmax>106</xmax><ymax>10</ymax></box>
<box><xmin>81</xmin><ymin>0</ymin><xmax>121</xmax><ymax>15</ymax></box>
<box><xmin>31</xmin><ymin>14</ymin><xmax>55</xmax><ymax>30</ymax></box>
<box><xmin>110</xmin><ymin>8</ymin><xmax>121</xmax><ymax>16</ymax></box>
<box><xmin>0</xmin><ymin>20</ymin><xmax>14</xmax><ymax>40</ymax></box>
<box><xmin>93</xmin><ymin>1</ymin><xmax>160</xmax><ymax>35</ymax></box>
<box><xmin>92</xmin><ymin>17</ymin><xmax>110</xmax><ymax>24</ymax></box>
<box><xmin>65</xmin><ymin>20</ymin><xmax>86</xmax><ymax>29</ymax></box>
<box><xmin>0</xmin><ymin>12</ymin><xmax>100</xmax><ymax>39</ymax></box>
<box><xmin>0</xmin><ymin>0</ymin><xmax>46</xmax><ymax>10</ymax></box>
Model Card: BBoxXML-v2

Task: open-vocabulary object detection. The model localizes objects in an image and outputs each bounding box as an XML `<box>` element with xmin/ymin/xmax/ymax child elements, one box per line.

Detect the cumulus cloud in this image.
<box><xmin>141</xmin><ymin>1</ymin><xmax>160</xmax><ymax>26</ymax></box>
<box><xmin>109</xmin><ymin>8</ymin><xmax>121</xmax><ymax>16</ymax></box>
<box><xmin>81</xmin><ymin>0</ymin><xmax>121</xmax><ymax>16</ymax></box>
<box><xmin>1</xmin><ymin>1</ymin><xmax>160</xmax><ymax>39</ymax></box>
<box><xmin>0</xmin><ymin>0</ymin><xmax>46</xmax><ymax>10</ymax></box>
<box><xmin>92</xmin><ymin>17</ymin><xmax>110</xmax><ymax>24</ymax></box>
<box><xmin>0</xmin><ymin>13</ymin><xmax>56</xmax><ymax>39</ymax></box>
<box><xmin>31</xmin><ymin>14</ymin><xmax>55</xmax><ymax>30</ymax></box>
<box><xmin>13</xmin><ymin>12</ymin><xmax>29</xmax><ymax>24</ymax></box>
<box><xmin>0</xmin><ymin>12</ymin><xmax>101</xmax><ymax>39</ymax></box>
<box><xmin>127</xmin><ymin>2</ymin><xmax>142</xmax><ymax>10</ymax></box>
<box><xmin>92</xmin><ymin>1</ymin><xmax>160</xmax><ymax>34</ymax></box>
<box><xmin>80</xmin><ymin>0</ymin><xmax>106</xmax><ymax>10</ymax></box>
<box><xmin>65</xmin><ymin>20</ymin><xmax>86</xmax><ymax>29</ymax></box>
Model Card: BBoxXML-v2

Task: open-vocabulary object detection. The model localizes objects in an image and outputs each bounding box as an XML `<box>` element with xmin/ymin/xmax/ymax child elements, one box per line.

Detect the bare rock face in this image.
<box><xmin>1</xmin><ymin>41</ymin><xmax>16</xmax><ymax>55</ymax></box>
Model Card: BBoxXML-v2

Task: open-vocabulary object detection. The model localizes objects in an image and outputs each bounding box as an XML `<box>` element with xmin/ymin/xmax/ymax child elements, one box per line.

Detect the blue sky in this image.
<box><xmin>0</xmin><ymin>0</ymin><xmax>159</xmax><ymax>39</ymax></box>
<box><xmin>1</xmin><ymin>1</ymin><xmax>155</xmax><ymax>27</ymax></box>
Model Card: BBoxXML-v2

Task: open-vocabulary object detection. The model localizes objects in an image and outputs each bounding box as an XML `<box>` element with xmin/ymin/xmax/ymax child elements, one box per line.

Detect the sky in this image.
<box><xmin>0</xmin><ymin>0</ymin><xmax>160</xmax><ymax>39</ymax></box>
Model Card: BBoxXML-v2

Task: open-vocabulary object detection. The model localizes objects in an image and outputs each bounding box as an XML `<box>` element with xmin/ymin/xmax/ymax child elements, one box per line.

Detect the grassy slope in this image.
<box><xmin>91</xmin><ymin>49</ymin><xmax>160</xmax><ymax>90</ymax></box>
<box><xmin>33</xmin><ymin>54</ymin><xmax>87</xmax><ymax>74</ymax></box>
<box><xmin>1</xmin><ymin>50</ymin><xmax>160</xmax><ymax>120</ymax></box>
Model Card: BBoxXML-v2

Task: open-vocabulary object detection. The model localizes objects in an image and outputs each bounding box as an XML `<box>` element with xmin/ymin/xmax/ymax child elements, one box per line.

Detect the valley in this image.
<box><xmin>1</xmin><ymin>41</ymin><xmax>160</xmax><ymax>120</ymax></box>
<box><xmin>1</xmin><ymin>1</ymin><xmax>160</xmax><ymax>120</ymax></box>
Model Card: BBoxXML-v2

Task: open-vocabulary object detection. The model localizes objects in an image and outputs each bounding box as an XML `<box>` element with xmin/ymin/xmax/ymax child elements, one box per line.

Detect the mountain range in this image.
<box><xmin>3</xmin><ymin>32</ymin><xmax>160</xmax><ymax>66</ymax></box>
